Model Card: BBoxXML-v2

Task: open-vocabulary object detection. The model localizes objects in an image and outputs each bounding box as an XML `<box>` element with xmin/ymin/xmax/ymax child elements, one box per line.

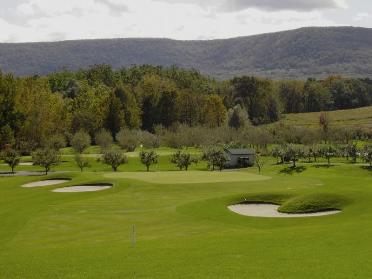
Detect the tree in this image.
<box><xmin>345</xmin><ymin>144</ymin><xmax>359</xmax><ymax>163</ymax></box>
<box><xmin>228</xmin><ymin>105</ymin><xmax>249</xmax><ymax>129</ymax></box>
<box><xmin>319</xmin><ymin>112</ymin><xmax>331</xmax><ymax>143</ymax></box>
<box><xmin>104</xmin><ymin>91</ymin><xmax>125</xmax><ymax>139</ymax></box>
<box><xmin>320</xmin><ymin>145</ymin><xmax>337</xmax><ymax>166</ymax></box>
<box><xmin>201</xmin><ymin>95</ymin><xmax>227</xmax><ymax>128</ymax></box>
<box><xmin>114</xmin><ymin>86</ymin><xmax>141</xmax><ymax>129</ymax></box>
<box><xmin>255</xmin><ymin>153</ymin><xmax>264</xmax><ymax>173</ymax></box>
<box><xmin>101</xmin><ymin>147</ymin><xmax>128</xmax><ymax>171</ymax></box>
<box><xmin>304</xmin><ymin>81</ymin><xmax>332</xmax><ymax>112</ymax></box>
<box><xmin>32</xmin><ymin>148</ymin><xmax>60</xmax><ymax>175</ymax></box>
<box><xmin>74</xmin><ymin>154</ymin><xmax>90</xmax><ymax>172</ymax></box>
<box><xmin>0</xmin><ymin>125</ymin><xmax>15</xmax><ymax>148</ymax></box>
<box><xmin>271</xmin><ymin>145</ymin><xmax>287</xmax><ymax>164</ymax></box>
<box><xmin>202</xmin><ymin>147</ymin><xmax>229</xmax><ymax>171</ymax></box>
<box><xmin>284</xmin><ymin>145</ymin><xmax>304</xmax><ymax>168</ymax></box>
<box><xmin>71</xmin><ymin>130</ymin><xmax>91</xmax><ymax>153</ymax></box>
<box><xmin>140</xmin><ymin>150</ymin><xmax>159</xmax><ymax>172</ymax></box>
<box><xmin>3</xmin><ymin>149</ymin><xmax>20</xmax><ymax>173</ymax></box>
<box><xmin>170</xmin><ymin>150</ymin><xmax>198</xmax><ymax>171</ymax></box>
<box><xmin>95</xmin><ymin>129</ymin><xmax>113</xmax><ymax>150</ymax></box>
<box><xmin>362</xmin><ymin>145</ymin><xmax>372</xmax><ymax>167</ymax></box>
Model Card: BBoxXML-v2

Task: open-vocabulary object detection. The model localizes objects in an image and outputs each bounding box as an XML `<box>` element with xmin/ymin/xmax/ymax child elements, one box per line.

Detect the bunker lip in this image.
<box><xmin>22</xmin><ymin>179</ymin><xmax>71</xmax><ymax>188</ymax></box>
<box><xmin>52</xmin><ymin>183</ymin><xmax>113</xmax><ymax>193</ymax></box>
<box><xmin>228</xmin><ymin>203</ymin><xmax>341</xmax><ymax>218</ymax></box>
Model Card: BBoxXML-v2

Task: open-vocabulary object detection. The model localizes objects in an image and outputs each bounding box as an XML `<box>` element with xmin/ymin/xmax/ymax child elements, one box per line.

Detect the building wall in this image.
<box><xmin>226</xmin><ymin>154</ymin><xmax>255</xmax><ymax>168</ymax></box>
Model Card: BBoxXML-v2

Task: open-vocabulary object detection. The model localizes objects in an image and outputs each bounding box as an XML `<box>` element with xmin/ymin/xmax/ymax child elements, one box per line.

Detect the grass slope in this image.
<box><xmin>271</xmin><ymin>105</ymin><xmax>372</xmax><ymax>130</ymax></box>
<box><xmin>0</xmin><ymin>150</ymin><xmax>372</xmax><ymax>278</ymax></box>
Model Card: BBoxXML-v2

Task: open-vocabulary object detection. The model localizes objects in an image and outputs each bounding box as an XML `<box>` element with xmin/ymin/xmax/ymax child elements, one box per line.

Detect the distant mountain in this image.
<box><xmin>1</xmin><ymin>27</ymin><xmax>372</xmax><ymax>80</ymax></box>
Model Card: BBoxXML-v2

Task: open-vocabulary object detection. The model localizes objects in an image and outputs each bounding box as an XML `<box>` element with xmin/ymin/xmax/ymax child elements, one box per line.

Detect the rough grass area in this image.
<box><xmin>278</xmin><ymin>193</ymin><xmax>347</xmax><ymax>214</ymax></box>
<box><xmin>105</xmin><ymin>170</ymin><xmax>270</xmax><ymax>184</ymax></box>
<box><xmin>270</xmin><ymin>106</ymin><xmax>372</xmax><ymax>130</ymax></box>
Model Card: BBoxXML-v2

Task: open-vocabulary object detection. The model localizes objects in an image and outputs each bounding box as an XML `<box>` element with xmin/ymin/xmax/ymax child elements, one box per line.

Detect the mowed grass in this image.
<box><xmin>105</xmin><ymin>170</ymin><xmax>270</xmax><ymax>184</ymax></box>
<box><xmin>270</xmin><ymin>105</ymin><xmax>372</xmax><ymax>129</ymax></box>
<box><xmin>1</xmin><ymin>151</ymin><xmax>372</xmax><ymax>278</ymax></box>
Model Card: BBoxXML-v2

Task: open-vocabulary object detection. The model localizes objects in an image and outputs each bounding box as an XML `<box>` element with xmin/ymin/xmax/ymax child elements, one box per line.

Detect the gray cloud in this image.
<box><xmin>95</xmin><ymin>0</ymin><xmax>129</xmax><ymax>16</ymax></box>
<box><xmin>155</xmin><ymin>0</ymin><xmax>343</xmax><ymax>12</ymax></box>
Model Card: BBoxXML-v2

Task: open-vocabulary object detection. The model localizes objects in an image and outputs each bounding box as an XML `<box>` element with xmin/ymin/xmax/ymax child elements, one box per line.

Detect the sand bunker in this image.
<box><xmin>1</xmin><ymin>162</ymin><xmax>33</xmax><ymax>166</ymax></box>
<box><xmin>53</xmin><ymin>184</ymin><xmax>112</xmax><ymax>193</ymax></box>
<box><xmin>22</xmin><ymin>179</ymin><xmax>70</xmax><ymax>188</ymax></box>
<box><xmin>228</xmin><ymin>203</ymin><xmax>341</xmax><ymax>218</ymax></box>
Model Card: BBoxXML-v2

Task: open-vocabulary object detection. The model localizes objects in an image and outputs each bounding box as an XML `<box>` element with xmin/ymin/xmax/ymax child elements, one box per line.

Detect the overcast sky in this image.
<box><xmin>0</xmin><ymin>0</ymin><xmax>370</xmax><ymax>42</ymax></box>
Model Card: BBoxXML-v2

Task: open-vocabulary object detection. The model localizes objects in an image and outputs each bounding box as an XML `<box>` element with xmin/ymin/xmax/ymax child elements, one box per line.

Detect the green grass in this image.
<box><xmin>270</xmin><ymin>106</ymin><xmax>372</xmax><ymax>129</ymax></box>
<box><xmin>1</xmin><ymin>149</ymin><xmax>372</xmax><ymax>278</ymax></box>
<box><xmin>105</xmin><ymin>170</ymin><xmax>270</xmax><ymax>184</ymax></box>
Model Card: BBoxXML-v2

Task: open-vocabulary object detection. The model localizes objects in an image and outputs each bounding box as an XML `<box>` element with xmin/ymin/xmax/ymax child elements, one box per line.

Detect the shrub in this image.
<box><xmin>2</xmin><ymin>149</ymin><xmax>20</xmax><ymax>173</ymax></box>
<box><xmin>101</xmin><ymin>147</ymin><xmax>128</xmax><ymax>171</ymax></box>
<box><xmin>32</xmin><ymin>148</ymin><xmax>61</xmax><ymax>175</ymax></box>
<box><xmin>140</xmin><ymin>150</ymin><xmax>159</xmax><ymax>172</ymax></box>
<box><xmin>74</xmin><ymin>154</ymin><xmax>91</xmax><ymax>172</ymax></box>
<box><xmin>202</xmin><ymin>147</ymin><xmax>229</xmax><ymax>171</ymax></box>
<box><xmin>45</xmin><ymin>134</ymin><xmax>67</xmax><ymax>151</ymax></box>
<box><xmin>117</xmin><ymin>129</ymin><xmax>159</xmax><ymax>151</ymax></box>
<box><xmin>278</xmin><ymin>193</ymin><xmax>345</xmax><ymax>214</ymax></box>
<box><xmin>170</xmin><ymin>150</ymin><xmax>198</xmax><ymax>171</ymax></box>
<box><xmin>116</xmin><ymin>129</ymin><xmax>139</xmax><ymax>152</ymax></box>
<box><xmin>95</xmin><ymin>129</ymin><xmax>113</xmax><ymax>150</ymax></box>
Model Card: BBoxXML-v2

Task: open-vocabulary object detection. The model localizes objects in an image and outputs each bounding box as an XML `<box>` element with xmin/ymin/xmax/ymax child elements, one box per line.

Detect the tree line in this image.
<box><xmin>1</xmin><ymin>64</ymin><xmax>372</xmax><ymax>153</ymax></box>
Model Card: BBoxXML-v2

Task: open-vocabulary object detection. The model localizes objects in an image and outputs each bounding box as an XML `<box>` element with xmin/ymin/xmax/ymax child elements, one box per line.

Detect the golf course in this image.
<box><xmin>1</xmin><ymin>149</ymin><xmax>372</xmax><ymax>279</ymax></box>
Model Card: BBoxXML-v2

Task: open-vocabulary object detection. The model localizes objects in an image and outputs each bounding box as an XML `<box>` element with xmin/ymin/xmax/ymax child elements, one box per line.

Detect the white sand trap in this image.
<box><xmin>22</xmin><ymin>179</ymin><xmax>70</xmax><ymax>188</ymax></box>
<box><xmin>53</xmin><ymin>185</ymin><xmax>112</xmax><ymax>193</ymax></box>
<box><xmin>228</xmin><ymin>203</ymin><xmax>341</xmax><ymax>218</ymax></box>
<box><xmin>20</xmin><ymin>162</ymin><xmax>33</xmax><ymax>166</ymax></box>
<box><xmin>2</xmin><ymin>162</ymin><xmax>33</xmax><ymax>166</ymax></box>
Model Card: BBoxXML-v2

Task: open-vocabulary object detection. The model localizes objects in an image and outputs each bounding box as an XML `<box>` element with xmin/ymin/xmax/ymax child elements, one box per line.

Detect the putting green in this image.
<box><xmin>105</xmin><ymin>170</ymin><xmax>270</xmax><ymax>184</ymax></box>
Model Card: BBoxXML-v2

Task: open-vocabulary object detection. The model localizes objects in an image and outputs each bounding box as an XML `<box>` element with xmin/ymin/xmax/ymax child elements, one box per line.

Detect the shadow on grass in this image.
<box><xmin>279</xmin><ymin>166</ymin><xmax>307</xmax><ymax>175</ymax></box>
<box><xmin>313</xmin><ymin>164</ymin><xmax>334</xmax><ymax>169</ymax></box>
<box><xmin>361</xmin><ymin>166</ymin><xmax>372</xmax><ymax>171</ymax></box>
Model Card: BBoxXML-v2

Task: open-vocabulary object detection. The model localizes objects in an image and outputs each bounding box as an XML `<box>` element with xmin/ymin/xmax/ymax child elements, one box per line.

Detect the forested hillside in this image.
<box><xmin>1</xmin><ymin>27</ymin><xmax>372</xmax><ymax>79</ymax></box>
<box><xmin>1</xmin><ymin>64</ymin><xmax>372</xmax><ymax>153</ymax></box>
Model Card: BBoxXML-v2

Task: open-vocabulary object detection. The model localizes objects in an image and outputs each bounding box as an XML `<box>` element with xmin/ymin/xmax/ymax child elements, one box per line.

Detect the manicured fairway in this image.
<box><xmin>105</xmin><ymin>170</ymin><xmax>270</xmax><ymax>184</ymax></box>
<box><xmin>1</xmin><ymin>157</ymin><xmax>372</xmax><ymax>278</ymax></box>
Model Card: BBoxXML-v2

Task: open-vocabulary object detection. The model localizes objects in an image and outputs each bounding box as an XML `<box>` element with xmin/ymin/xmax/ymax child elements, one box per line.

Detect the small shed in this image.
<box><xmin>225</xmin><ymin>148</ymin><xmax>256</xmax><ymax>168</ymax></box>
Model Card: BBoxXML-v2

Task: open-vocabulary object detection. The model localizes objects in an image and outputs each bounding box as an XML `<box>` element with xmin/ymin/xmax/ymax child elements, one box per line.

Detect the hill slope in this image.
<box><xmin>1</xmin><ymin>27</ymin><xmax>372</xmax><ymax>79</ymax></box>
<box><xmin>271</xmin><ymin>106</ymin><xmax>372</xmax><ymax>130</ymax></box>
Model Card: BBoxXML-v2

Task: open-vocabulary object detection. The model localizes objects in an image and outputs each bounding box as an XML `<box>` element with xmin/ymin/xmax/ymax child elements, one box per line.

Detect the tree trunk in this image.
<box><xmin>146</xmin><ymin>165</ymin><xmax>150</xmax><ymax>172</ymax></box>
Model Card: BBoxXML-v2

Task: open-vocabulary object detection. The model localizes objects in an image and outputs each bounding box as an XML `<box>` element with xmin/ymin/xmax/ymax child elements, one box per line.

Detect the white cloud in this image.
<box><xmin>354</xmin><ymin>12</ymin><xmax>370</xmax><ymax>21</ymax></box>
<box><xmin>0</xmin><ymin>0</ymin><xmax>367</xmax><ymax>43</ymax></box>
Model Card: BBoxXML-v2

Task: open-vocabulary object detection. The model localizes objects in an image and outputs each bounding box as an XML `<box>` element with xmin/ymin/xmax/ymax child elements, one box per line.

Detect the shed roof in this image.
<box><xmin>225</xmin><ymin>149</ymin><xmax>255</xmax><ymax>155</ymax></box>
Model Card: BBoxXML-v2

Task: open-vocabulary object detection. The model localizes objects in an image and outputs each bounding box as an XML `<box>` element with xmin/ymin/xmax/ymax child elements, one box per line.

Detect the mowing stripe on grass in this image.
<box><xmin>105</xmin><ymin>171</ymin><xmax>270</xmax><ymax>184</ymax></box>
